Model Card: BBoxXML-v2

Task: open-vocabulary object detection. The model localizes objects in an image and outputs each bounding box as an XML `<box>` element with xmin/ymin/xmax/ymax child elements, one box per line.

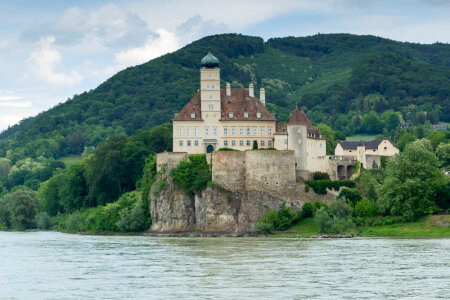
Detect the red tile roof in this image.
<box><xmin>287</xmin><ymin>106</ymin><xmax>325</xmax><ymax>139</ymax></box>
<box><xmin>275</xmin><ymin>123</ymin><xmax>287</xmax><ymax>135</ymax></box>
<box><xmin>173</xmin><ymin>88</ymin><xmax>276</xmax><ymax>122</ymax></box>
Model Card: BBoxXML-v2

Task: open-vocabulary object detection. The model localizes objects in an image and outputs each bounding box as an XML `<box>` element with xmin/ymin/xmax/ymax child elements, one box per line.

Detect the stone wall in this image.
<box><xmin>365</xmin><ymin>154</ymin><xmax>381</xmax><ymax>170</ymax></box>
<box><xmin>245</xmin><ymin>150</ymin><xmax>296</xmax><ymax>193</ymax></box>
<box><xmin>211</xmin><ymin>151</ymin><xmax>246</xmax><ymax>191</ymax></box>
<box><xmin>156</xmin><ymin>152</ymin><xmax>188</xmax><ymax>172</ymax></box>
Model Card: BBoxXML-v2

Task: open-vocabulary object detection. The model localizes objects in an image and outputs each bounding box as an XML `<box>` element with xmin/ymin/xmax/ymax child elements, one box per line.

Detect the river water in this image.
<box><xmin>0</xmin><ymin>232</ymin><xmax>449</xmax><ymax>299</ymax></box>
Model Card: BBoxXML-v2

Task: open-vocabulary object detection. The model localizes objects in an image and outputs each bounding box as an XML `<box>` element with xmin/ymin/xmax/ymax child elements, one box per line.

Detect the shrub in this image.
<box><xmin>217</xmin><ymin>148</ymin><xmax>237</xmax><ymax>151</ymax></box>
<box><xmin>313</xmin><ymin>171</ymin><xmax>330</xmax><ymax>181</ymax></box>
<box><xmin>171</xmin><ymin>154</ymin><xmax>211</xmax><ymax>195</ymax></box>
<box><xmin>63</xmin><ymin>212</ymin><xmax>85</xmax><ymax>232</ymax></box>
<box><xmin>300</xmin><ymin>202</ymin><xmax>313</xmax><ymax>218</ymax></box>
<box><xmin>256</xmin><ymin>203</ymin><xmax>298</xmax><ymax>232</ymax></box>
<box><xmin>312</xmin><ymin>200</ymin><xmax>329</xmax><ymax>213</ymax></box>
<box><xmin>254</xmin><ymin>221</ymin><xmax>272</xmax><ymax>234</ymax></box>
<box><xmin>305</xmin><ymin>180</ymin><xmax>355</xmax><ymax>194</ymax></box>
<box><xmin>117</xmin><ymin>204</ymin><xmax>149</xmax><ymax>232</ymax></box>
<box><xmin>354</xmin><ymin>198</ymin><xmax>379</xmax><ymax>218</ymax></box>
<box><xmin>338</xmin><ymin>188</ymin><xmax>362</xmax><ymax>206</ymax></box>
<box><xmin>330</xmin><ymin>197</ymin><xmax>353</xmax><ymax>219</ymax></box>
<box><xmin>252</xmin><ymin>140</ymin><xmax>258</xmax><ymax>150</ymax></box>
<box><xmin>315</xmin><ymin>207</ymin><xmax>332</xmax><ymax>233</ymax></box>
<box><xmin>35</xmin><ymin>212</ymin><xmax>52</xmax><ymax>229</ymax></box>
<box><xmin>315</xmin><ymin>197</ymin><xmax>356</xmax><ymax>234</ymax></box>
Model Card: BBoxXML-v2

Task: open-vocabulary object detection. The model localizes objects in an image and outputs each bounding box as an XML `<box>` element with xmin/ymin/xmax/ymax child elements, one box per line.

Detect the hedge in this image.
<box><xmin>304</xmin><ymin>180</ymin><xmax>355</xmax><ymax>194</ymax></box>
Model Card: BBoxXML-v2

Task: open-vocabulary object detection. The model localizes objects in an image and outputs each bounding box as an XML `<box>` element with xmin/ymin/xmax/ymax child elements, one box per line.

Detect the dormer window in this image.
<box><xmin>256</xmin><ymin>112</ymin><xmax>261</xmax><ymax>119</ymax></box>
<box><xmin>229</xmin><ymin>113</ymin><xmax>233</xmax><ymax>119</ymax></box>
<box><xmin>191</xmin><ymin>113</ymin><xmax>195</xmax><ymax>119</ymax></box>
<box><xmin>244</xmin><ymin>112</ymin><xmax>248</xmax><ymax>118</ymax></box>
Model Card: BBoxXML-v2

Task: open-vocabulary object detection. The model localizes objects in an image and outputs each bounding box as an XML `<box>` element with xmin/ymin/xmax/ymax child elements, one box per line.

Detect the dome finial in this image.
<box><xmin>201</xmin><ymin>50</ymin><xmax>219</xmax><ymax>68</ymax></box>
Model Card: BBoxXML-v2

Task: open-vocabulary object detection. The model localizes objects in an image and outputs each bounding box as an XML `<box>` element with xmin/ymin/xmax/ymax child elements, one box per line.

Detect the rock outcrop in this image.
<box><xmin>149</xmin><ymin>173</ymin><xmax>337</xmax><ymax>234</ymax></box>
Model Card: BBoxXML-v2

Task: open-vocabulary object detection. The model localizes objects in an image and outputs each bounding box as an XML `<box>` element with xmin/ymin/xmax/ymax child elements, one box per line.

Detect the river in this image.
<box><xmin>0</xmin><ymin>232</ymin><xmax>449</xmax><ymax>299</ymax></box>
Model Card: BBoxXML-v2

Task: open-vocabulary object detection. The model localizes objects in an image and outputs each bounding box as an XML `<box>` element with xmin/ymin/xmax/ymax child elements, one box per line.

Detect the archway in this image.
<box><xmin>206</xmin><ymin>145</ymin><xmax>214</xmax><ymax>153</ymax></box>
<box><xmin>337</xmin><ymin>165</ymin><xmax>346</xmax><ymax>180</ymax></box>
<box><xmin>347</xmin><ymin>165</ymin><xmax>355</xmax><ymax>179</ymax></box>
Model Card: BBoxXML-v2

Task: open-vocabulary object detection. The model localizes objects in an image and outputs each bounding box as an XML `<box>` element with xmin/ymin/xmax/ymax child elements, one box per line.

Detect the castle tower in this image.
<box><xmin>200</xmin><ymin>52</ymin><xmax>221</xmax><ymax>119</ymax></box>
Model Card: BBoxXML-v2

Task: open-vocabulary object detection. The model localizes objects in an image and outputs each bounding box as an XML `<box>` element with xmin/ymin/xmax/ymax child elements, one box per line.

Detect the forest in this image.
<box><xmin>0</xmin><ymin>33</ymin><xmax>448</xmax><ymax>233</ymax></box>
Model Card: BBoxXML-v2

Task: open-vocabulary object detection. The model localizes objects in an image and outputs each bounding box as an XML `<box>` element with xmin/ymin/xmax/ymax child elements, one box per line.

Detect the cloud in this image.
<box><xmin>26</xmin><ymin>36</ymin><xmax>82</xmax><ymax>85</ymax></box>
<box><xmin>0</xmin><ymin>101</ymin><xmax>32</xmax><ymax>108</ymax></box>
<box><xmin>176</xmin><ymin>15</ymin><xmax>230</xmax><ymax>45</ymax></box>
<box><xmin>115</xmin><ymin>28</ymin><xmax>179</xmax><ymax>67</ymax></box>
<box><xmin>0</xmin><ymin>96</ymin><xmax>21</xmax><ymax>101</ymax></box>
<box><xmin>20</xmin><ymin>4</ymin><xmax>150</xmax><ymax>49</ymax></box>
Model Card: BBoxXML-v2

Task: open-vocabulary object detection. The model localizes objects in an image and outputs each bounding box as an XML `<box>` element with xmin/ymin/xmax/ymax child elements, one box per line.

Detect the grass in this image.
<box><xmin>346</xmin><ymin>134</ymin><xmax>377</xmax><ymax>141</ymax></box>
<box><xmin>359</xmin><ymin>215</ymin><xmax>450</xmax><ymax>238</ymax></box>
<box><xmin>59</xmin><ymin>155</ymin><xmax>82</xmax><ymax>166</ymax></box>
<box><xmin>269</xmin><ymin>215</ymin><xmax>450</xmax><ymax>238</ymax></box>
<box><xmin>270</xmin><ymin>217</ymin><xmax>319</xmax><ymax>237</ymax></box>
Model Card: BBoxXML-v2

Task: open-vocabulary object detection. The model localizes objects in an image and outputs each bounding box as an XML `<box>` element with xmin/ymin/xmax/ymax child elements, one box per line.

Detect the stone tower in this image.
<box><xmin>200</xmin><ymin>52</ymin><xmax>221</xmax><ymax>119</ymax></box>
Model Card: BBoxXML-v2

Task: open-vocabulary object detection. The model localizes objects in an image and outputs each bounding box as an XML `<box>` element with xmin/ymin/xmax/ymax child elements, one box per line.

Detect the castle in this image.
<box><xmin>172</xmin><ymin>51</ymin><xmax>327</xmax><ymax>177</ymax></box>
<box><xmin>170</xmin><ymin>51</ymin><xmax>399</xmax><ymax>180</ymax></box>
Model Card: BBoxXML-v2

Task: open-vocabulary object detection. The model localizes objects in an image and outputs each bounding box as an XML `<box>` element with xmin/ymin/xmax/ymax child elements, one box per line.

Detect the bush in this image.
<box><xmin>256</xmin><ymin>203</ymin><xmax>298</xmax><ymax>232</ymax></box>
<box><xmin>217</xmin><ymin>148</ymin><xmax>237</xmax><ymax>151</ymax></box>
<box><xmin>117</xmin><ymin>204</ymin><xmax>149</xmax><ymax>232</ymax></box>
<box><xmin>338</xmin><ymin>188</ymin><xmax>362</xmax><ymax>206</ymax></box>
<box><xmin>354</xmin><ymin>198</ymin><xmax>379</xmax><ymax>218</ymax></box>
<box><xmin>312</xmin><ymin>200</ymin><xmax>329</xmax><ymax>213</ymax></box>
<box><xmin>252</xmin><ymin>140</ymin><xmax>258</xmax><ymax>150</ymax></box>
<box><xmin>254</xmin><ymin>221</ymin><xmax>272</xmax><ymax>234</ymax></box>
<box><xmin>63</xmin><ymin>212</ymin><xmax>85</xmax><ymax>232</ymax></box>
<box><xmin>170</xmin><ymin>154</ymin><xmax>211</xmax><ymax>195</ymax></box>
<box><xmin>305</xmin><ymin>180</ymin><xmax>355</xmax><ymax>194</ymax></box>
<box><xmin>300</xmin><ymin>202</ymin><xmax>314</xmax><ymax>218</ymax></box>
<box><xmin>314</xmin><ymin>197</ymin><xmax>356</xmax><ymax>235</ymax></box>
<box><xmin>35</xmin><ymin>212</ymin><xmax>52</xmax><ymax>229</ymax></box>
<box><xmin>2</xmin><ymin>189</ymin><xmax>39</xmax><ymax>229</ymax></box>
<box><xmin>313</xmin><ymin>171</ymin><xmax>330</xmax><ymax>181</ymax></box>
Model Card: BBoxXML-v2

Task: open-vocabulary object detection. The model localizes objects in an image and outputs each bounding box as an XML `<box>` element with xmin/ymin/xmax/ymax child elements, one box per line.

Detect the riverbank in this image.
<box><xmin>271</xmin><ymin>215</ymin><xmax>450</xmax><ymax>238</ymax></box>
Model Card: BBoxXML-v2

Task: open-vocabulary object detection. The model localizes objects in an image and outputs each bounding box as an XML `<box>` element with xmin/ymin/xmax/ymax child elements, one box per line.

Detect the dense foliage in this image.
<box><xmin>170</xmin><ymin>154</ymin><xmax>211</xmax><ymax>195</ymax></box>
<box><xmin>305</xmin><ymin>180</ymin><xmax>355</xmax><ymax>194</ymax></box>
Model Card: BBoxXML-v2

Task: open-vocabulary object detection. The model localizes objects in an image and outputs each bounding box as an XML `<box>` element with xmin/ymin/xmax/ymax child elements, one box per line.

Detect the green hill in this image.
<box><xmin>1</xmin><ymin>33</ymin><xmax>449</xmax><ymax>160</ymax></box>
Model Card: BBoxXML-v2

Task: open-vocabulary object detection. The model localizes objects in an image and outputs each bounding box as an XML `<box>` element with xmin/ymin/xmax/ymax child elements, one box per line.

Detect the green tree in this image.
<box><xmin>252</xmin><ymin>140</ymin><xmax>258</xmax><ymax>150</ymax></box>
<box><xmin>396</xmin><ymin>133</ymin><xmax>417</xmax><ymax>151</ymax></box>
<box><xmin>426</xmin><ymin>131</ymin><xmax>446</xmax><ymax>150</ymax></box>
<box><xmin>378</xmin><ymin>140</ymin><xmax>445</xmax><ymax>218</ymax></box>
<box><xmin>38</xmin><ymin>174</ymin><xmax>64</xmax><ymax>216</ymax></box>
<box><xmin>436</xmin><ymin>143</ymin><xmax>450</xmax><ymax>169</ymax></box>
<box><xmin>60</xmin><ymin>163</ymin><xmax>88</xmax><ymax>212</ymax></box>
<box><xmin>3</xmin><ymin>188</ymin><xmax>39</xmax><ymax>229</ymax></box>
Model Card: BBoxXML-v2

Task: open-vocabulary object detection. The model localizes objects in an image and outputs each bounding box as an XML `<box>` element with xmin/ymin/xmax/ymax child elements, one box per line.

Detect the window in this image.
<box><xmin>209</xmin><ymin>73</ymin><xmax>211</xmax><ymax>78</ymax></box>
<box><xmin>207</xmin><ymin>84</ymin><xmax>210</xmax><ymax>88</ymax></box>
<box><xmin>190</xmin><ymin>113</ymin><xmax>195</xmax><ymax>119</ymax></box>
<box><xmin>209</xmin><ymin>104</ymin><xmax>214</xmax><ymax>110</ymax></box>
<box><xmin>256</xmin><ymin>112</ymin><xmax>261</xmax><ymax>119</ymax></box>
<box><xmin>268</xmin><ymin>128</ymin><xmax>272</xmax><ymax>135</ymax></box>
<box><xmin>268</xmin><ymin>140</ymin><xmax>272</xmax><ymax>147</ymax></box>
<box><xmin>212</xmin><ymin>84</ymin><xmax>214</xmax><ymax>88</ymax></box>
<box><xmin>224</xmin><ymin>128</ymin><xmax>228</xmax><ymax>135</ymax></box>
<box><xmin>194</xmin><ymin>128</ymin><xmax>199</xmax><ymax>136</ymax></box>
<box><xmin>179</xmin><ymin>140</ymin><xmax>183</xmax><ymax>146</ymax></box>
<box><xmin>261</xmin><ymin>140</ymin><xmax>265</xmax><ymax>147</ymax></box>
<box><xmin>179</xmin><ymin>128</ymin><xmax>183</xmax><ymax>136</ymax></box>
<box><xmin>205</xmin><ymin>128</ymin><xmax>209</xmax><ymax>136</ymax></box>
<box><xmin>224</xmin><ymin>140</ymin><xmax>228</xmax><ymax>147</ymax></box>
<box><xmin>384</xmin><ymin>147</ymin><xmax>387</xmax><ymax>150</ymax></box>
<box><xmin>253</xmin><ymin>128</ymin><xmax>257</xmax><ymax>135</ymax></box>
<box><xmin>194</xmin><ymin>140</ymin><xmax>199</xmax><ymax>146</ymax></box>
<box><xmin>239</xmin><ymin>140</ymin><xmax>243</xmax><ymax>146</ymax></box>
<box><xmin>214</xmin><ymin>114</ymin><xmax>216</xmax><ymax>119</ymax></box>
<box><xmin>298</xmin><ymin>128</ymin><xmax>302</xmax><ymax>133</ymax></box>
<box><xmin>209</xmin><ymin>95</ymin><xmax>212</xmax><ymax>99</ymax></box>
<box><xmin>246</xmin><ymin>128</ymin><xmax>250</xmax><ymax>135</ymax></box>
<box><xmin>320</xmin><ymin>143</ymin><xmax>322</xmax><ymax>148</ymax></box>
<box><xmin>373</xmin><ymin>149</ymin><xmax>376</xmax><ymax>152</ymax></box>
<box><xmin>319</xmin><ymin>134</ymin><xmax>322</xmax><ymax>138</ymax></box>
<box><xmin>229</xmin><ymin>113</ymin><xmax>233</xmax><ymax>118</ymax></box>
<box><xmin>260</xmin><ymin>127</ymin><xmax>265</xmax><ymax>135</ymax></box>
<box><xmin>231</xmin><ymin>128</ymin><xmax>236</xmax><ymax>135</ymax></box>
<box><xmin>187</xmin><ymin>128</ymin><xmax>191</xmax><ymax>136</ymax></box>
<box><xmin>246</xmin><ymin>140</ymin><xmax>250</xmax><ymax>146</ymax></box>
<box><xmin>187</xmin><ymin>140</ymin><xmax>191</xmax><ymax>147</ymax></box>
<box><xmin>295</xmin><ymin>149</ymin><xmax>299</xmax><ymax>154</ymax></box>
<box><xmin>232</xmin><ymin>140</ymin><xmax>236</xmax><ymax>146</ymax></box>
<box><xmin>298</xmin><ymin>139</ymin><xmax>302</xmax><ymax>144</ymax></box>
<box><xmin>213</xmin><ymin>128</ymin><xmax>217</xmax><ymax>136</ymax></box>
<box><xmin>244</xmin><ymin>112</ymin><xmax>248</xmax><ymax>118</ymax></box>
<box><xmin>239</xmin><ymin>128</ymin><xmax>244</xmax><ymax>135</ymax></box>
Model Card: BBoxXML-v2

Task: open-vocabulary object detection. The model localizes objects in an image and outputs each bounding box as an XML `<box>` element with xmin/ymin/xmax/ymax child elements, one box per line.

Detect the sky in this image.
<box><xmin>0</xmin><ymin>0</ymin><xmax>449</xmax><ymax>131</ymax></box>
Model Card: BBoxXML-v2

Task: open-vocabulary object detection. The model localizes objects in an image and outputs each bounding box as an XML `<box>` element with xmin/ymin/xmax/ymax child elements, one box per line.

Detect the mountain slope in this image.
<box><xmin>0</xmin><ymin>33</ymin><xmax>449</xmax><ymax>159</ymax></box>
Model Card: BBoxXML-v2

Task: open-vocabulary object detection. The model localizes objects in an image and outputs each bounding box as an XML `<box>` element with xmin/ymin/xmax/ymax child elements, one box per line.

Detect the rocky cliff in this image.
<box><xmin>149</xmin><ymin>172</ymin><xmax>337</xmax><ymax>234</ymax></box>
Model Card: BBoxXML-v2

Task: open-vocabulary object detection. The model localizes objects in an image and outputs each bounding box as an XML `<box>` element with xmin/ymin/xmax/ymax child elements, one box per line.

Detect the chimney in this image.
<box><xmin>226</xmin><ymin>82</ymin><xmax>231</xmax><ymax>96</ymax></box>
<box><xmin>249</xmin><ymin>83</ymin><xmax>254</xmax><ymax>98</ymax></box>
<box><xmin>260</xmin><ymin>88</ymin><xmax>265</xmax><ymax>106</ymax></box>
